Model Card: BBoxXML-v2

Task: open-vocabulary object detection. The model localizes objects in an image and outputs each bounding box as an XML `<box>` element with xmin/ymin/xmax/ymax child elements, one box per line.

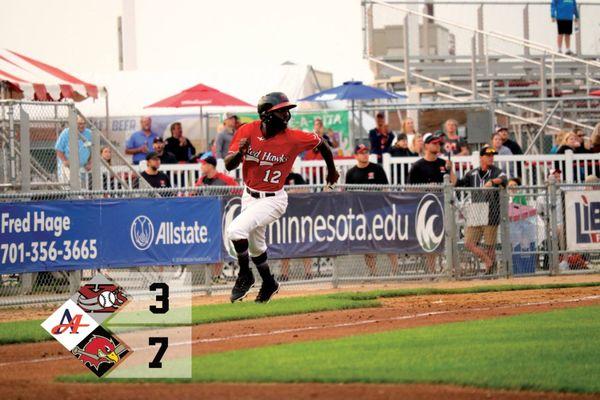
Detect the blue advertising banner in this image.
<box><xmin>0</xmin><ymin>197</ymin><xmax>222</xmax><ymax>273</ymax></box>
<box><xmin>222</xmin><ymin>191</ymin><xmax>444</xmax><ymax>260</ymax></box>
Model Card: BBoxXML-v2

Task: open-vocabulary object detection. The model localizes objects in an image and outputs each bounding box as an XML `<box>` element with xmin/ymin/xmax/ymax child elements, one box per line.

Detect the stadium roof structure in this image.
<box><xmin>0</xmin><ymin>49</ymin><xmax>104</xmax><ymax>101</ymax></box>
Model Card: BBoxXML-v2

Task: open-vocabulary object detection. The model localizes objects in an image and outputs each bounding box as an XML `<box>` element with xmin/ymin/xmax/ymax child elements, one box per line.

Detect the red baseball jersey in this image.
<box><xmin>229</xmin><ymin>121</ymin><xmax>322</xmax><ymax>191</ymax></box>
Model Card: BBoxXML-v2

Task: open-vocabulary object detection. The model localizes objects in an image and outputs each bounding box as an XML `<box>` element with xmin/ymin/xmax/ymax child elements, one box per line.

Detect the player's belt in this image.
<box><xmin>246</xmin><ymin>187</ymin><xmax>276</xmax><ymax>199</ymax></box>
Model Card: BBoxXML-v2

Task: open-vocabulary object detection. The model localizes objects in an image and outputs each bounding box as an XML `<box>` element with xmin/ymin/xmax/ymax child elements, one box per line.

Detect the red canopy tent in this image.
<box><xmin>0</xmin><ymin>49</ymin><xmax>103</xmax><ymax>101</ymax></box>
<box><xmin>145</xmin><ymin>83</ymin><xmax>252</xmax><ymax>145</ymax></box>
<box><xmin>591</xmin><ymin>89</ymin><xmax>600</xmax><ymax>96</ymax></box>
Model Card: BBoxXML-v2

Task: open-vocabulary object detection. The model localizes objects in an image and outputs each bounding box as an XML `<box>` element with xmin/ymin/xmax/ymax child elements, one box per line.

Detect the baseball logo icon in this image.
<box><xmin>98</xmin><ymin>291</ymin><xmax>117</xmax><ymax>308</ymax></box>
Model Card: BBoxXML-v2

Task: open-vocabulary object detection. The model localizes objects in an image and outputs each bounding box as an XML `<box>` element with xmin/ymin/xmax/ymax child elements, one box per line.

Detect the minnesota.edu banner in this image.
<box><xmin>222</xmin><ymin>191</ymin><xmax>445</xmax><ymax>260</ymax></box>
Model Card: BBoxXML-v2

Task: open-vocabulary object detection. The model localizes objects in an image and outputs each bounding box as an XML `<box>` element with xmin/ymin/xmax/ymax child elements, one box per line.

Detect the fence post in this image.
<box><xmin>564</xmin><ymin>149</ymin><xmax>574</xmax><ymax>183</ymax></box>
<box><xmin>19</xmin><ymin>108</ymin><xmax>31</xmax><ymax>192</ymax></box>
<box><xmin>68</xmin><ymin>106</ymin><xmax>81</xmax><ymax>190</ymax></box>
<box><xmin>548</xmin><ymin>178</ymin><xmax>560</xmax><ymax>275</ymax></box>
<box><xmin>204</xmin><ymin>265</ymin><xmax>213</xmax><ymax>296</ymax></box>
<box><xmin>332</xmin><ymin>257</ymin><xmax>339</xmax><ymax>289</ymax></box>
<box><xmin>91</xmin><ymin>126</ymin><xmax>102</xmax><ymax>191</ymax></box>
<box><xmin>69</xmin><ymin>270</ymin><xmax>82</xmax><ymax>294</ymax></box>
<box><xmin>443</xmin><ymin>175</ymin><xmax>456</xmax><ymax>278</ymax></box>
<box><xmin>499</xmin><ymin>187</ymin><xmax>512</xmax><ymax>277</ymax></box>
<box><xmin>403</xmin><ymin>14</ymin><xmax>411</xmax><ymax>91</ymax></box>
<box><xmin>7</xmin><ymin>103</ymin><xmax>16</xmax><ymax>185</ymax></box>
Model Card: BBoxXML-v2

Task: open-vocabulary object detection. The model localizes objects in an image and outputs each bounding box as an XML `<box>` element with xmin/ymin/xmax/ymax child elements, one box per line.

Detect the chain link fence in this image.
<box><xmin>2</xmin><ymin>182</ymin><xmax>598</xmax><ymax>307</ymax></box>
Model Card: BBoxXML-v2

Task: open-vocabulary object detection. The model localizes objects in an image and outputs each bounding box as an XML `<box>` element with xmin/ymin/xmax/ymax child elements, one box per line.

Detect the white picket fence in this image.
<box><xmin>98</xmin><ymin>151</ymin><xmax>600</xmax><ymax>190</ymax></box>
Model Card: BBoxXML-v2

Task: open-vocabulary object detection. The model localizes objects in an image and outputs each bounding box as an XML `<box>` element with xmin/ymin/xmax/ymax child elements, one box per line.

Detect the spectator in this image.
<box><xmin>390</xmin><ymin>133</ymin><xmax>416</xmax><ymax>183</ymax></box>
<box><xmin>215</xmin><ymin>113</ymin><xmax>238</xmax><ymax>160</ymax></box>
<box><xmin>100</xmin><ymin>146</ymin><xmax>114</xmax><ymax>191</ymax></box>
<box><xmin>442</xmin><ymin>119</ymin><xmax>469</xmax><ymax>156</ymax></box>
<box><xmin>456</xmin><ymin>146</ymin><xmax>508</xmax><ymax>274</ymax></box>
<box><xmin>194</xmin><ymin>155</ymin><xmax>238</xmax><ymax>186</ymax></box>
<box><xmin>165</xmin><ymin>122</ymin><xmax>196</xmax><ymax>163</ymax></box>
<box><xmin>55</xmin><ymin>115</ymin><xmax>92</xmax><ymax>183</ymax></box>
<box><xmin>279</xmin><ymin>172</ymin><xmax>313</xmax><ymax>281</ymax></box>
<box><xmin>346</xmin><ymin>144</ymin><xmax>389</xmax><ymax>185</ymax></box>
<box><xmin>400</xmin><ymin>117</ymin><xmax>417</xmax><ymax>147</ymax></box>
<box><xmin>496</xmin><ymin>126</ymin><xmax>523</xmax><ymax>155</ymax></box>
<box><xmin>551</xmin><ymin>130</ymin><xmax>569</xmax><ymax>154</ymax></box>
<box><xmin>140</xmin><ymin>152</ymin><xmax>171</xmax><ymax>188</ymax></box>
<box><xmin>100</xmin><ymin>146</ymin><xmax>112</xmax><ymax>165</ymax></box>
<box><xmin>408</xmin><ymin>133</ymin><xmax>455</xmax><ymax>185</ymax></box>
<box><xmin>591</xmin><ymin>123</ymin><xmax>600</xmax><ymax>153</ymax></box>
<box><xmin>508</xmin><ymin>177</ymin><xmax>527</xmax><ymax>205</ymax></box>
<box><xmin>345</xmin><ymin>144</ymin><xmax>398</xmax><ymax>276</ymax></box>
<box><xmin>368</xmin><ymin>112</ymin><xmax>394</xmax><ymax>163</ymax></box>
<box><xmin>491</xmin><ymin>132</ymin><xmax>514</xmax><ymax>177</ymax></box>
<box><xmin>126</xmin><ymin>116</ymin><xmax>160</xmax><ymax>165</ymax></box>
<box><xmin>409</xmin><ymin>133</ymin><xmax>424</xmax><ymax>156</ymax></box>
<box><xmin>551</xmin><ymin>0</ymin><xmax>579</xmax><ymax>55</ymax></box>
<box><xmin>314</xmin><ymin>117</ymin><xmax>339</xmax><ymax>149</ymax></box>
<box><xmin>573</xmin><ymin>128</ymin><xmax>591</xmax><ymax>152</ymax></box>
<box><xmin>152</xmin><ymin>137</ymin><xmax>177</xmax><ymax>164</ymax></box>
<box><xmin>556</xmin><ymin>131</ymin><xmax>587</xmax><ymax>180</ymax></box>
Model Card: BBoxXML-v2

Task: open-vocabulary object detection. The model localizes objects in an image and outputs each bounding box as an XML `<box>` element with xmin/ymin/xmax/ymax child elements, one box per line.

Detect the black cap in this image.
<box><xmin>423</xmin><ymin>132</ymin><xmax>443</xmax><ymax>144</ymax></box>
<box><xmin>354</xmin><ymin>144</ymin><xmax>370</xmax><ymax>154</ymax></box>
<box><xmin>376</xmin><ymin>112</ymin><xmax>385</xmax><ymax>119</ymax></box>
<box><xmin>480</xmin><ymin>145</ymin><xmax>498</xmax><ymax>156</ymax></box>
<box><xmin>146</xmin><ymin>151</ymin><xmax>160</xmax><ymax>161</ymax></box>
<box><xmin>201</xmin><ymin>155</ymin><xmax>217</xmax><ymax>167</ymax></box>
<box><xmin>153</xmin><ymin>137</ymin><xmax>164</xmax><ymax>143</ymax></box>
<box><xmin>396</xmin><ymin>133</ymin><xmax>408</xmax><ymax>141</ymax></box>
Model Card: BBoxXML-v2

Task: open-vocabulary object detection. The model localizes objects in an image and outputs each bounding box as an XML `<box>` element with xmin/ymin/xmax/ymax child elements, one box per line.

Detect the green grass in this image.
<box><xmin>1</xmin><ymin>281</ymin><xmax>599</xmax><ymax>345</ymax></box>
<box><xmin>62</xmin><ymin>306</ymin><xmax>600</xmax><ymax>393</ymax></box>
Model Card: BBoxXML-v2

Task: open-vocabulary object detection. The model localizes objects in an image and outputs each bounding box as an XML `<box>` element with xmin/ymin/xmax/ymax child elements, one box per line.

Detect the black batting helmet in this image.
<box><xmin>257</xmin><ymin>92</ymin><xmax>296</xmax><ymax>116</ymax></box>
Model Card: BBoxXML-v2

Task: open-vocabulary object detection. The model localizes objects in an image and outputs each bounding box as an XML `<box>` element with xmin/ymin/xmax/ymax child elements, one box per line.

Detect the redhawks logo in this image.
<box><xmin>72</xmin><ymin>327</ymin><xmax>130</xmax><ymax>377</ymax></box>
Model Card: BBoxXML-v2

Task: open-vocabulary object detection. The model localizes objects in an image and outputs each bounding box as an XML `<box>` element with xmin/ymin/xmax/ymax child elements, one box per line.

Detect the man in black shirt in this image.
<box><xmin>408</xmin><ymin>133</ymin><xmax>455</xmax><ymax>185</ymax></box>
<box><xmin>496</xmin><ymin>126</ymin><xmax>522</xmax><ymax>155</ymax></box>
<box><xmin>455</xmin><ymin>145</ymin><xmax>507</xmax><ymax>274</ymax></box>
<box><xmin>153</xmin><ymin>137</ymin><xmax>178</xmax><ymax>164</ymax></box>
<box><xmin>141</xmin><ymin>152</ymin><xmax>171</xmax><ymax>189</ymax></box>
<box><xmin>165</xmin><ymin>122</ymin><xmax>196</xmax><ymax>162</ymax></box>
<box><xmin>345</xmin><ymin>144</ymin><xmax>389</xmax><ymax>184</ymax></box>
<box><xmin>345</xmin><ymin>144</ymin><xmax>397</xmax><ymax>275</ymax></box>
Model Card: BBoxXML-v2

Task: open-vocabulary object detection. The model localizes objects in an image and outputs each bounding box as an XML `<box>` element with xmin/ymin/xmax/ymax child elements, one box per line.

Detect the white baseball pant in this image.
<box><xmin>226</xmin><ymin>187</ymin><xmax>288</xmax><ymax>257</ymax></box>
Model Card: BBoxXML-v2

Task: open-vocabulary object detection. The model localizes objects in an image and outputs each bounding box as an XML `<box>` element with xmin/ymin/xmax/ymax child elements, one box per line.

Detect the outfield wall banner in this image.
<box><xmin>222</xmin><ymin>191</ymin><xmax>445</xmax><ymax>260</ymax></box>
<box><xmin>0</xmin><ymin>197</ymin><xmax>222</xmax><ymax>273</ymax></box>
<box><xmin>565</xmin><ymin>191</ymin><xmax>600</xmax><ymax>251</ymax></box>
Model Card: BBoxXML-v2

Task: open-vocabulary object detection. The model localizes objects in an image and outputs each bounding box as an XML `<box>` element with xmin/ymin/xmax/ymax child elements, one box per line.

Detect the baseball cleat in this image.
<box><xmin>255</xmin><ymin>278</ymin><xmax>280</xmax><ymax>303</ymax></box>
<box><xmin>230</xmin><ymin>272</ymin><xmax>255</xmax><ymax>303</ymax></box>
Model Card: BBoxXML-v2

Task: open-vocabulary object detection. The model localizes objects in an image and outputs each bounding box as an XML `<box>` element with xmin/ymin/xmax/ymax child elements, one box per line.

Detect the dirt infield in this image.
<box><xmin>1</xmin><ymin>281</ymin><xmax>599</xmax><ymax>399</ymax></box>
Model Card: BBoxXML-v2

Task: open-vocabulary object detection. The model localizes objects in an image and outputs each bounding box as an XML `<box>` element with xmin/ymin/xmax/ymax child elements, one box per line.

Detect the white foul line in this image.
<box><xmin>0</xmin><ymin>295</ymin><xmax>598</xmax><ymax>368</ymax></box>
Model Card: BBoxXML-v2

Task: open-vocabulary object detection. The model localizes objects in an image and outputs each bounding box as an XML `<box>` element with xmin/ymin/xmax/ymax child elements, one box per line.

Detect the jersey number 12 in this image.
<box><xmin>263</xmin><ymin>169</ymin><xmax>281</xmax><ymax>184</ymax></box>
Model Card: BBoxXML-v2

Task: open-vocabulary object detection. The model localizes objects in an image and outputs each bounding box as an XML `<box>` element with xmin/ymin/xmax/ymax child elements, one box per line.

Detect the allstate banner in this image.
<box><xmin>565</xmin><ymin>191</ymin><xmax>600</xmax><ymax>251</ymax></box>
<box><xmin>0</xmin><ymin>197</ymin><xmax>222</xmax><ymax>273</ymax></box>
<box><xmin>222</xmin><ymin>191</ymin><xmax>444</xmax><ymax>259</ymax></box>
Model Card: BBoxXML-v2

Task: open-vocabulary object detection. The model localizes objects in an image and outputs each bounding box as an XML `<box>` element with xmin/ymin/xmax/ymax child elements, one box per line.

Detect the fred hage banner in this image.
<box><xmin>0</xmin><ymin>197</ymin><xmax>222</xmax><ymax>274</ymax></box>
<box><xmin>565</xmin><ymin>190</ymin><xmax>600</xmax><ymax>251</ymax></box>
<box><xmin>223</xmin><ymin>191</ymin><xmax>445</xmax><ymax>260</ymax></box>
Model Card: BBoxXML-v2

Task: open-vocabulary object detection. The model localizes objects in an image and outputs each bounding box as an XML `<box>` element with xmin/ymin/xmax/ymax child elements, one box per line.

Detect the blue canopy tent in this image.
<box><xmin>299</xmin><ymin>81</ymin><xmax>405</xmax><ymax>146</ymax></box>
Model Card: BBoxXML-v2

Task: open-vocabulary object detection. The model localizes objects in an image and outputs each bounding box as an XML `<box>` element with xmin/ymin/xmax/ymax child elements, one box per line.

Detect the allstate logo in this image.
<box><xmin>415</xmin><ymin>194</ymin><xmax>444</xmax><ymax>252</ymax></box>
<box><xmin>130</xmin><ymin>216</ymin><xmax>154</xmax><ymax>251</ymax></box>
<box><xmin>222</xmin><ymin>198</ymin><xmax>242</xmax><ymax>258</ymax></box>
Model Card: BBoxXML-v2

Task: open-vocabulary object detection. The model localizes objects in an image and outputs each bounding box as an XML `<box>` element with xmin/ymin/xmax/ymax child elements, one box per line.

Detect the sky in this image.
<box><xmin>1</xmin><ymin>0</ymin><xmax>599</xmax><ymax>84</ymax></box>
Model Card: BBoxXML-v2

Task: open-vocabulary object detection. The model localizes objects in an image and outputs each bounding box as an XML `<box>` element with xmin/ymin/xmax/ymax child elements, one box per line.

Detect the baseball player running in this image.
<box><xmin>224</xmin><ymin>92</ymin><xmax>339</xmax><ymax>303</ymax></box>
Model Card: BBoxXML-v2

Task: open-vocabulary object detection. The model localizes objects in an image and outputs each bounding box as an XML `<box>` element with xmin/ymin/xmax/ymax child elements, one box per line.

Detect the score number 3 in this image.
<box><xmin>263</xmin><ymin>169</ymin><xmax>281</xmax><ymax>184</ymax></box>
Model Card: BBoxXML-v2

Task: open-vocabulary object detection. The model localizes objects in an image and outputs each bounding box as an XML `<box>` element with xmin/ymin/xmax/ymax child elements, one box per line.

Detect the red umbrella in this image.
<box><xmin>145</xmin><ymin>83</ymin><xmax>252</xmax><ymax>146</ymax></box>
<box><xmin>591</xmin><ymin>89</ymin><xmax>600</xmax><ymax>96</ymax></box>
<box><xmin>145</xmin><ymin>83</ymin><xmax>251</xmax><ymax>108</ymax></box>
